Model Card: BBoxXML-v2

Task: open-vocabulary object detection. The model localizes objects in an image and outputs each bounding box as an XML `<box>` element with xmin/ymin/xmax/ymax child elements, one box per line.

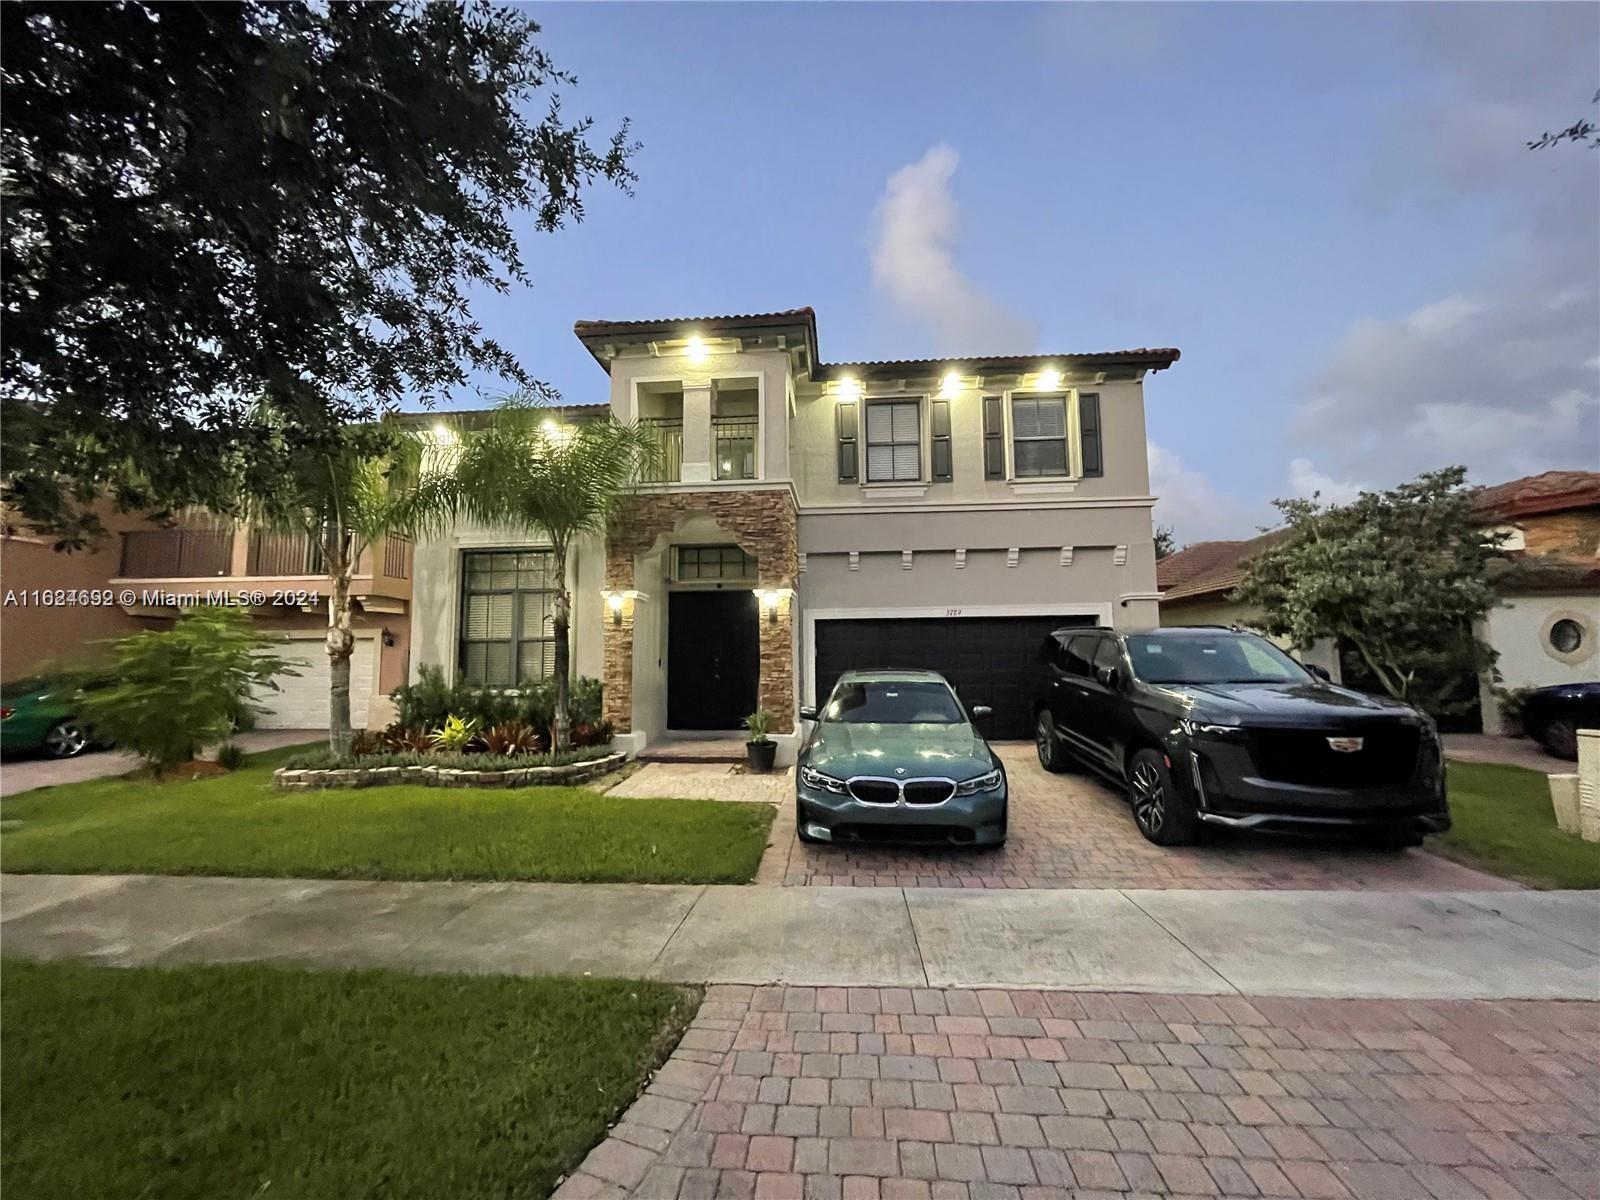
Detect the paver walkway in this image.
<box><xmin>560</xmin><ymin>984</ymin><xmax>1600</xmax><ymax>1200</ymax></box>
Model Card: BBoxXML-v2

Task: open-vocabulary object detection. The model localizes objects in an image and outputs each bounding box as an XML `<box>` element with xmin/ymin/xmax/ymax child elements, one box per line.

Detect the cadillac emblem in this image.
<box><xmin>1326</xmin><ymin>736</ymin><xmax>1364</xmax><ymax>753</ymax></box>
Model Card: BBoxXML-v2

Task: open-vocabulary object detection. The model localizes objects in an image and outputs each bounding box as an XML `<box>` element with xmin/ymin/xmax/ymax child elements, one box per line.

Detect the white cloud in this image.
<box><xmin>1287</xmin><ymin>458</ymin><xmax>1366</xmax><ymax>506</ymax></box>
<box><xmin>870</xmin><ymin>144</ymin><xmax>1037</xmax><ymax>354</ymax></box>
<box><xmin>1148</xmin><ymin>441</ymin><xmax>1254</xmax><ymax>545</ymax></box>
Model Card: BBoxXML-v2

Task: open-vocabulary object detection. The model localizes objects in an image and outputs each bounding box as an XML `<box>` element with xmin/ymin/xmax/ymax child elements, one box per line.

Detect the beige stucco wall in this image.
<box><xmin>1476</xmin><ymin>592</ymin><xmax>1600</xmax><ymax>734</ymax></box>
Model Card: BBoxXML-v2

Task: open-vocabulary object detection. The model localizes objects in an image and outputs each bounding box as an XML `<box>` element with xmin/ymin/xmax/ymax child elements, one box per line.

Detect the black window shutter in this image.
<box><xmin>837</xmin><ymin>400</ymin><xmax>858</xmax><ymax>482</ymax></box>
<box><xmin>931</xmin><ymin>399</ymin><xmax>952</xmax><ymax>482</ymax></box>
<box><xmin>1079</xmin><ymin>392</ymin><xmax>1102</xmax><ymax>477</ymax></box>
<box><xmin>982</xmin><ymin>396</ymin><xmax>1004</xmax><ymax>480</ymax></box>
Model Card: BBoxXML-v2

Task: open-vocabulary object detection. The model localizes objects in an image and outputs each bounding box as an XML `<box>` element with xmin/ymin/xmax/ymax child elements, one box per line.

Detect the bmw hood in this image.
<box><xmin>803</xmin><ymin>722</ymin><xmax>996</xmax><ymax>782</ymax></box>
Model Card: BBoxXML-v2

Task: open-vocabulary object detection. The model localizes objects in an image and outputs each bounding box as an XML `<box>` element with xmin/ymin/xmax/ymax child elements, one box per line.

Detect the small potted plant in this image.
<box><xmin>744</xmin><ymin>709</ymin><xmax>777</xmax><ymax>773</ymax></box>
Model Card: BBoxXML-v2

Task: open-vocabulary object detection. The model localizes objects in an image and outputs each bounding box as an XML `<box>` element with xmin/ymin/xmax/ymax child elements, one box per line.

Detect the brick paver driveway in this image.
<box><xmin>560</xmin><ymin>985</ymin><xmax>1599</xmax><ymax>1200</ymax></box>
<box><xmin>769</xmin><ymin>745</ymin><xmax>1509</xmax><ymax>891</ymax></box>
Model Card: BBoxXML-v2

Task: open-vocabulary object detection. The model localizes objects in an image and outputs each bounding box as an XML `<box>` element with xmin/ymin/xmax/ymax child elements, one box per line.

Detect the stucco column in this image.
<box><xmin>758</xmin><ymin>591</ymin><xmax>795</xmax><ymax>734</ymax></box>
<box><xmin>680</xmin><ymin>384</ymin><xmax>712</xmax><ymax>483</ymax></box>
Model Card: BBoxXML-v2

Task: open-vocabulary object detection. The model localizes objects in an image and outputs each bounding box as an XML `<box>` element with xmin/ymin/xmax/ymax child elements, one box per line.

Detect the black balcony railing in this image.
<box><xmin>247</xmin><ymin>532</ymin><xmax>325</xmax><ymax>576</ymax></box>
<box><xmin>118</xmin><ymin>530</ymin><xmax>234</xmax><ymax>579</ymax></box>
<box><xmin>640</xmin><ymin>417</ymin><xmax>683</xmax><ymax>483</ymax></box>
<box><xmin>383</xmin><ymin>535</ymin><xmax>412</xmax><ymax>580</ymax></box>
<box><xmin>713</xmin><ymin>417</ymin><xmax>758</xmax><ymax>480</ymax></box>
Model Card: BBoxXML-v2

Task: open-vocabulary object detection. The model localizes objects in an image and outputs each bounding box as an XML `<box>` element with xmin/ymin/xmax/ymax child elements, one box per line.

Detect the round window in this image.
<box><xmin>1549</xmin><ymin>618</ymin><xmax>1584</xmax><ymax>655</ymax></box>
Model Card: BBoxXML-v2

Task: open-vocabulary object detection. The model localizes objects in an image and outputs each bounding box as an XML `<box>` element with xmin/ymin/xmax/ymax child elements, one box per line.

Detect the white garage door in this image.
<box><xmin>255</xmin><ymin>638</ymin><xmax>375</xmax><ymax>730</ymax></box>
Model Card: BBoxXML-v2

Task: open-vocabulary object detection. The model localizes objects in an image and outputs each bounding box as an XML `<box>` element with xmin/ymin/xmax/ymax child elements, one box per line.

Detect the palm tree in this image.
<box><xmin>246</xmin><ymin>417</ymin><xmax>456</xmax><ymax>755</ymax></box>
<box><xmin>452</xmin><ymin>398</ymin><xmax>661</xmax><ymax>750</ymax></box>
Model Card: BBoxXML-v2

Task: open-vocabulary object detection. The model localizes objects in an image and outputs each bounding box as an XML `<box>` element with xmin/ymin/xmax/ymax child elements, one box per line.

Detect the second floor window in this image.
<box><xmin>1011</xmin><ymin>395</ymin><xmax>1069</xmax><ymax>477</ymax></box>
<box><xmin>866</xmin><ymin>400</ymin><xmax>921</xmax><ymax>482</ymax></box>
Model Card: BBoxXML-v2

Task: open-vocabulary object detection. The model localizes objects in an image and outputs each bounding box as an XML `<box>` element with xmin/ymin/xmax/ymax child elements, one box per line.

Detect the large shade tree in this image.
<box><xmin>451</xmin><ymin>401</ymin><xmax>661</xmax><ymax>751</ymax></box>
<box><xmin>2</xmin><ymin>0</ymin><xmax>634</xmax><ymax>545</ymax></box>
<box><xmin>246</xmin><ymin>419</ymin><xmax>456</xmax><ymax>755</ymax></box>
<box><xmin>1234</xmin><ymin>466</ymin><xmax>1506</xmax><ymax>714</ymax></box>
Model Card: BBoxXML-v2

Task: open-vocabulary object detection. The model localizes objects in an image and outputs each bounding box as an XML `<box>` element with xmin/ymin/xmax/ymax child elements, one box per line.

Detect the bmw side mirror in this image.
<box><xmin>1305</xmin><ymin>664</ymin><xmax>1331</xmax><ymax>682</ymax></box>
<box><xmin>970</xmin><ymin>705</ymin><xmax>993</xmax><ymax>720</ymax></box>
<box><xmin>798</xmin><ymin>705</ymin><xmax>819</xmax><ymax>721</ymax></box>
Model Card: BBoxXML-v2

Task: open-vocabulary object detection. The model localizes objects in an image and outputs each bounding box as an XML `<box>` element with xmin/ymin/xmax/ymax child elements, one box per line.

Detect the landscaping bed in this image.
<box><xmin>2</xmin><ymin>744</ymin><xmax>774</xmax><ymax>884</ymax></box>
<box><xmin>1434</xmin><ymin>760</ymin><xmax>1600</xmax><ymax>890</ymax></box>
<box><xmin>1</xmin><ymin>958</ymin><xmax>696</xmax><ymax>1200</ymax></box>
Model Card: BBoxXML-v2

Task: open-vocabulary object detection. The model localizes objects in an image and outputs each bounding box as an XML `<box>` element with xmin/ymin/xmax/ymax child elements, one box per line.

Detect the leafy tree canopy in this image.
<box><xmin>1154</xmin><ymin>525</ymin><xmax>1178</xmax><ymax>559</ymax></box>
<box><xmin>1</xmin><ymin>0</ymin><xmax>634</xmax><ymax>545</ymax></box>
<box><xmin>1233</xmin><ymin>466</ymin><xmax>1505</xmax><ymax>712</ymax></box>
<box><xmin>1528</xmin><ymin>88</ymin><xmax>1600</xmax><ymax>150</ymax></box>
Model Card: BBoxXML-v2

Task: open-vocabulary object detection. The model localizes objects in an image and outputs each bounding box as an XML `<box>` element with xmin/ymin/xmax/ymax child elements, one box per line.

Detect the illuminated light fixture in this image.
<box><xmin>836</xmin><ymin>377</ymin><xmax>862</xmax><ymax>399</ymax></box>
<box><xmin>432</xmin><ymin>422</ymin><xmax>455</xmax><ymax>443</ymax></box>
<box><xmin>602</xmin><ymin>589</ymin><xmax>644</xmax><ymax>626</ymax></box>
<box><xmin>1035</xmin><ymin>368</ymin><xmax>1063</xmax><ymax>392</ymax></box>
<box><xmin>541</xmin><ymin>418</ymin><xmax>561</xmax><ymax>435</ymax></box>
<box><xmin>752</xmin><ymin>587</ymin><xmax>792</xmax><ymax>624</ymax></box>
<box><xmin>606</xmin><ymin>593</ymin><xmax>625</xmax><ymax>612</ymax></box>
<box><xmin>685</xmin><ymin>335</ymin><xmax>708</xmax><ymax>362</ymax></box>
<box><xmin>939</xmin><ymin>371</ymin><xmax>961</xmax><ymax>399</ymax></box>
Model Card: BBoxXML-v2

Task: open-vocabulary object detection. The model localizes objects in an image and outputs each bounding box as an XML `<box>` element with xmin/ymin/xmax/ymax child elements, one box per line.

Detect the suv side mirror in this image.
<box><xmin>970</xmin><ymin>705</ymin><xmax>993</xmax><ymax>720</ymax></box>
<box><xmin>1304</xmin><ymin>664</ymin><xmax>1331</xmax><ymax>682</ymax></box>
<box><xmin>1095</xmin><ymin>664</ymin><xmax>1121</xmax><ymax>689</ymax></box>
<box><xmin>798</xmin><ymin>705</ymin><xmax>819</xmax><ymax>721</ymax></box>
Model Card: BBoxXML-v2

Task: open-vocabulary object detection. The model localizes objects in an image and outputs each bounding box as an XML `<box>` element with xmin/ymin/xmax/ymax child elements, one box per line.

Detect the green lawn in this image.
<box><xmin>1435</xmin><ymin>760</ymin><xmax>1600</xmax><ymax>889</ymax></box>
<box><xmin>1</xmin><ymin>745</ymin><xmax>773</xmax><ymax>883</ymax></box>
<box><xmin>1</xmin><ymin>958</ymin><xmax>695</xmax><ymax>1200</ymax></box>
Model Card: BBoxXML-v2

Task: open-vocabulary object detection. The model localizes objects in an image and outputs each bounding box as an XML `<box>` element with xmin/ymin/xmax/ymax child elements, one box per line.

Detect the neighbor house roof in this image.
<box><xmin>1472</xmin><ymin>471</ymin><xmax>1600</xmax><ymax>521</ymax></box>
<box><xmin>1157</xmin><ymin>529</ymin><xmax>1288</xmax><ymax>604</ymax></box>
<box><xmin>1491</xmin><ymin>554</ymin><xmax>1600</xmax><ymax>595</ymax></box>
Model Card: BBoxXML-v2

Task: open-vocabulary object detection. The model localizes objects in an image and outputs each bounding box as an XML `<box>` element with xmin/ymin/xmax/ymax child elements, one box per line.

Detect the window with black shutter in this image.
<box><xmin>931</xmin><ymin>399</ymin><xmax>952</xmax><ymax>482</ymax></box>
<box><xmin>865</xmin><ymin>400</ymin><xmax>921</xmax><ymax>483</ymax></box>
<box><xmin>1079</xmin><ymin>392</ymin><xmax>1103</xmax><ymax>477</ymax></box>
<box><xmin>982</xmin><ymin>396</ymin><xmax>1005</xmax><ymax>479</ymax></box>
<box><xmin>836</xmin><ymin>401</ymin><xmax>858</xmax><ymax>482</ymax></box>
<box><xmin>1011</xmin><ymin>395</ymin><xmax>1070</xmax><ymax>477</ymax></box>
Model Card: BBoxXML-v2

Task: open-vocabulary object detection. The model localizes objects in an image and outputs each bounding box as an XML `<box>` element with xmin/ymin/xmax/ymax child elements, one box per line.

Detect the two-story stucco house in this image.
<box><xmin>411</xmin><ymin>308</ymin><xmax>1179</xmax><ymax>761</ymax></box>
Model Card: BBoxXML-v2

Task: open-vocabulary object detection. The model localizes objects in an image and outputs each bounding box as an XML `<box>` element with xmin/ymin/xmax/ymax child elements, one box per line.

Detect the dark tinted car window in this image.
<box><xmin>1062</xmin><ymin>636</ymin><xmax>1097</xmax><ymax>677</ymax></box>
<box><xmin>1126</xmin><ymin>633</ymin><xmax>1308</xmax><ymax>685</ymax></box>
<box><xmin>1092</xmin><ymin>638</ymin><xmax>1123</xmax><ymax>674</ymax></box>
<box><xmin>1035</xmin><ymin>635</ymin><xmax>1064</xmax><ymax>668</ymax></box>
<box><xmin>824</xmin><ymin>680</ymin><xmax>966</xmax><ymax>725</ymax></box>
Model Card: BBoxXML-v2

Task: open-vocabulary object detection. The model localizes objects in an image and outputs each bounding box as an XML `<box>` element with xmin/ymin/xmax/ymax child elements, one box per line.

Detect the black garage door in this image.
<box><xmin>813</xmin><ymin>615</ymin><xmax>1098</xmax><ymax>739</ymax></box>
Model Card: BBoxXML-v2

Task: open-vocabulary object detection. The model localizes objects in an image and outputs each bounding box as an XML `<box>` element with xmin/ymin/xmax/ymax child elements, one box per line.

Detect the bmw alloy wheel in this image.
<box><xmin>1131</xmin><ymin>759</ymin><xmax>1165</xmax><ymax>835</ymax></box>
<box><xmin>44</xmin><ymin>720</ymin><xmax>89</xmax><ymax>759</ymax></box>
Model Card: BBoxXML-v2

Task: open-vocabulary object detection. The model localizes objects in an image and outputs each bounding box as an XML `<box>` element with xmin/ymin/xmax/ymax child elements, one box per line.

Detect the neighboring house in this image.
<box><xmin>1</xmin><ymin>504</ymin><xmax>414</xmax><ymax>730</ymax></box>
<box><xmin>411</xmin><ymin>307</ymin><xmax>1179</xmax><ymax>761</ymax></box>
<box><xmin>1472</xmin><ymin>470</ymin><xmax>1600</xmax><ymax>735</ymax></box>
<box><xmin>1155</xmin><ymin>530</ymin><xmax>1343</xmax><ymax>681</ymax></box>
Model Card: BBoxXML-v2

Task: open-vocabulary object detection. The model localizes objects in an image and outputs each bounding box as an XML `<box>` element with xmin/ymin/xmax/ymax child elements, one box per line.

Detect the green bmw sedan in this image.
<box><xmin>795</xmin><ymin>670</ymin><xmax>1008</xmax><ymax>848</ymax></box>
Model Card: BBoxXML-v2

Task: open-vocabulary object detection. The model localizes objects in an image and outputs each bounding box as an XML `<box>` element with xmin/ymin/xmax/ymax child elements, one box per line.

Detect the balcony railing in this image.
<box><xmin>247</xmin><ymin>532</ymin><xmax>325</xmax><ymax>576</ymax></box>
<box><xmin>713</xmin><ymin>417</ymin><xmax>758</xmax><ymax>481</ymax></box>
<box><xmin>384</xmin><ymin>535</ymin><xmax>412</xmax><ymax>580</ymax></box>
<box><xmin>118</xmin><ymin>530</ymin><xmax>234</xmax><ymax>579</ymax></box>
<box><xmin>640</xmin><ymin>417</ymin><xmax>683</xmax><ymax>483</ymax></box>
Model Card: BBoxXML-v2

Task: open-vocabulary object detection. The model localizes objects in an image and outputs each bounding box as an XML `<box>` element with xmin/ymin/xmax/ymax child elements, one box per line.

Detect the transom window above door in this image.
<box><xmin>1011</xmin><ymin>395</ymin><xmax>1069</xmax><ymax>477</ymax></box>
<box><xmin>675</xmin><ymin>544</ymin><xmax>757</xmax><ymax>582</ymax></box>
<box><xmin>865</xmin><ymin>400</ymin><xmax>921</xmax><ymax>483</ymax></box>
<box><xmin>459</xmin><ymin>550</ymin><xmax>556</xmax><ymax>685</ymax></box>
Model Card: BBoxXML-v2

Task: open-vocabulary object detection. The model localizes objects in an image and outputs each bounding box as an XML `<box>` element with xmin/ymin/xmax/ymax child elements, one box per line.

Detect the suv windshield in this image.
<box><xmin>1125</xmin><ymin>633</ymin><xmax>1310</xmax><ymax>685</ymax></box>
<box><xmin>824</xmin><ymin>680</ymin><xmax>966</xmax><ymax>725</ymax></box>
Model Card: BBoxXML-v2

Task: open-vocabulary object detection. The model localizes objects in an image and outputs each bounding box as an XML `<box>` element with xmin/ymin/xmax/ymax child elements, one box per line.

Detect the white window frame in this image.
<box><xmin>862</xmin><ymin>394</ymin><xmax>926</xmax><ymax>485</ymax></box>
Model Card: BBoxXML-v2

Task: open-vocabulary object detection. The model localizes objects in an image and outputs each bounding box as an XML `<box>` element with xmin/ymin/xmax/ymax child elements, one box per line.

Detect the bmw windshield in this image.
<box><xmin>1125</xmin><ymin>633</ymin><xmax>1311</xmax><ymax>686</ymax></box>
<box><xmin>823</xmin><ymin>681</ymin><xmax>966</xmax><ymax>724</ymax></box>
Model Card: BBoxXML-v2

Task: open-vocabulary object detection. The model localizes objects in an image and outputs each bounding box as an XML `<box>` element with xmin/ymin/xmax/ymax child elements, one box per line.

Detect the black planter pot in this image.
<box><xmin>746</xmin><ymin>739</ymin><xmax>777</xmax><ymax>773</ymax></box>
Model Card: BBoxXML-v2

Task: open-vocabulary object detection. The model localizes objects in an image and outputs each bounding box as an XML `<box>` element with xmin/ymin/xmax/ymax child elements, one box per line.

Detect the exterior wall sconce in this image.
<box><xmin>382</xmin><ymin>628</ymin><xmax>397</xmax><ymax>647</ymax></box>
<box><xmin>752</xmin><ymin>588</ymin><xmax>792</xmax><ymax>625</ymax></box>
<box><xmin>602</xmin><ymin>590</ymin><xmax>646</xmax><ymax>626</ymax></box>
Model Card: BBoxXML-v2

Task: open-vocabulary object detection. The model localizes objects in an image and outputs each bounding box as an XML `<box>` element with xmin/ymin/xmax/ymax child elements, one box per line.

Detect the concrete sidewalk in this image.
<box><xmin>5</xmin><ymin>873</ymin><xmax>1597</xmax><ymax>999</ymax></box>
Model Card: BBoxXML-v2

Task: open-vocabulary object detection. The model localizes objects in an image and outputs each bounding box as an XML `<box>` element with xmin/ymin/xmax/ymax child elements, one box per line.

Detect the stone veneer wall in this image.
<box><xmin>603</xmin><ymin>489</ymin><xmax>799</xmax><ymax>735</ymax></box>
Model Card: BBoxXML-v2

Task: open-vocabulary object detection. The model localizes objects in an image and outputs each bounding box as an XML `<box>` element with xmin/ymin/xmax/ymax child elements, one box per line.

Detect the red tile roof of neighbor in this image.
<box><xmin>1157</xmin><ymin>529</ymin><xmax>1289</xmax><ymax>603</ymax></box>
<box><xmin>1472</xmin><ymin>470</ymin><xmax>1600</xmax><ymax>520</ymax></box>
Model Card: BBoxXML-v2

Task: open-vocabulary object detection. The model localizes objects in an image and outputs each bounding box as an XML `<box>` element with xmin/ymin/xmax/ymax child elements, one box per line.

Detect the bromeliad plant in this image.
<box><xmin>429</xmin><ymin>715</ymin><xmax>480</xmax><ymax>754</ymax></box>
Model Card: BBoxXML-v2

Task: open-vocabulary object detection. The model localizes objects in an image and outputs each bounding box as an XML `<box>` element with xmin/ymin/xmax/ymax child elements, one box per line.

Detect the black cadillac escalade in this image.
<box><xmin>1030</xmin><ymin>626</ymin><xmax>1450</xmax><ymax>849</ymax></box>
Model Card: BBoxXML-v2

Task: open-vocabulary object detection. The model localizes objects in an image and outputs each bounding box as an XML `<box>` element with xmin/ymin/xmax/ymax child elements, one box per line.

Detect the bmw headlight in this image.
<box><xmin>955</xmin><ymin>768</ymin><xmax>1003</xmax><ymax>796</ymax></box>
<box><xmin>799</xmin><ymin>765</ymin><xmax>847</xmax><ymax>794</ymax></box>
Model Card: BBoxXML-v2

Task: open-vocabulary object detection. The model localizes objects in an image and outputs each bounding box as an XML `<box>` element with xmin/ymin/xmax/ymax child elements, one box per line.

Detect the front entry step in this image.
<box><xmin>638</xmin><ymin>736</ymin><xmax>748</xmax><ymax>764</ymax></box>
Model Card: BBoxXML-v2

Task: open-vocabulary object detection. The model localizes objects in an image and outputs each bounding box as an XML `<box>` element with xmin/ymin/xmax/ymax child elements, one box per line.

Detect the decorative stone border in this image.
<box><xmin>274</xmin><ymin>752</ymin><xmax>625</xmax><ymax>791</ymax></box>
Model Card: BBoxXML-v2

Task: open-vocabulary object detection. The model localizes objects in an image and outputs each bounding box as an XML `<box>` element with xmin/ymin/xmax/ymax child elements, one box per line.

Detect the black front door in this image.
<box><xmin>668</xmin><ymin>590</ymin><xmax>760</xmax><ymax>730</ymax></box>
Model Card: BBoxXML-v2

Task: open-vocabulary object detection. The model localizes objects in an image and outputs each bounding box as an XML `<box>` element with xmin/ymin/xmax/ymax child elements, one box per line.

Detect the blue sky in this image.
<box><xmin>446</xmin><ymin>2</ymin><xmax>1599</xmax><ymax>545</ymax></box>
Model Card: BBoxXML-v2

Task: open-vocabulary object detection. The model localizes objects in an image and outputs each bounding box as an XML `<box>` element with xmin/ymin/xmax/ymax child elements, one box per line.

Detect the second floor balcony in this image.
<box><xmin>640</xmin><ymin>416</ymin><xmax>683</xmax><ymax>484</ymax></box>
<box><xmin>113</xmin><ymin>527</ymin><xmax>413</xmax><ymax>602</ymax></box>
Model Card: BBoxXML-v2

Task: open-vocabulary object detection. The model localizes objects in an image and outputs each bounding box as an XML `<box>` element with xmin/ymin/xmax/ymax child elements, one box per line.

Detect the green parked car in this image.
<box><xmin>0</xmin><ymin>675</ymin><xmax>103</xmax><ymax>759</ymax></box>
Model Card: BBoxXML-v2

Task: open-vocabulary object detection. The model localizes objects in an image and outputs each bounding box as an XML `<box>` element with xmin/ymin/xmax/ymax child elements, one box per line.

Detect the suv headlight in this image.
<box><xmin>955</xmin><ymin>768</ymin><xmax>1003</xmax><ymax>796</ymax></box>
<box><xmin>799</xmin><ymin>765</ymin><xmax>847</xmax><ymax>794</ymax></box>
<box><xmin>1180</xmin><ymin>719</ymin><xmax>1246</xmax><ymax>741</ymax></box>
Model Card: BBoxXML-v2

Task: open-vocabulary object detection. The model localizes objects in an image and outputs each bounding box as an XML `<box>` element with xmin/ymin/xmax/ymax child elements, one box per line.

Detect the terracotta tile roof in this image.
<box><xmin>1493</xmin><ymin>554</ymin><xmax>1600</xmax><ymax>595</ymax></box>
<box><xmin>1157</xmin><ymin>529</ymin><xmax>1288</xmax><ymax>603</ymax></box>
<box><xmin>1472</xmin><ymin>470</ymin><xmax>1600</xmax><ymax>520</ymax></box>
<box><xmin>573</xmin><ymin>308</ymin><xmax>816</xmax><ymax>339</ymax></box>
<box><xmin>818</xmin><ymin>349</ymin><xmax>1180</xmax><ymax>378</ymax></box>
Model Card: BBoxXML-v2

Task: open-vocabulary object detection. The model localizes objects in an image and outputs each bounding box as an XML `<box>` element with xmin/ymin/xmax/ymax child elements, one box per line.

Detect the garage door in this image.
<box><xmin>813</xmin><ymin>615</ymin><xmax>1098</xmax><ymax>739</ymax></box>
<box><xmin>255</xmin><ymin>638</ymin><xmax>375</xmax><ymax>730</ymax></box>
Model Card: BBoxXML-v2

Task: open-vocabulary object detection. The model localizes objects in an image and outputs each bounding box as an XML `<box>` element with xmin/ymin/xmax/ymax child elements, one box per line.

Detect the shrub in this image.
<box><xmin>78</xmin><ymin>607</ymin><xmax>296</xmax><ymax>771</ymax></box>
<box><xmin>429</xmin><ymin>714</ymin><xmax>480</xmax><ymax>753</ymax></box>
<box><xmin>349</xmin><ymin>729</ymin><xmax>386</xmax><ymax>757</ymax></box>
<box><xmin>381</xmin><ymin>724</ymin><xmax>432</xmax><ymax>753</ymax></box>
<box><xmin>481</xmin><ymin>721</ymin><xmax>543</xmax><ymax>756</ymax></box>
<box><xmin>389</xmin><ymin>668</ymin><xmax>602</xmax><ymax>740</ymax></box>
<box><xmin>569</xmin><ymin>720</ymin><xmax>613</xmax><ymax>748</ymax></box>
<box><xmin>281</xmin><ymin>745</ymin><xmax>614</xmax><ymax>771</ymax></box>
<box><xmin>1492</xmin><ymin>685</ymin><xmax>1539</xmax><ymax>737</ymax></box>
<box><xmin>215</xmin><ymin>742</ymin><xmax>247</xmax><ymax>771</ymax></box>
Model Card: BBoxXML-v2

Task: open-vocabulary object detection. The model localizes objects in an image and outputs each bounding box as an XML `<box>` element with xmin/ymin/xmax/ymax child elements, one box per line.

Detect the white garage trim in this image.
<box><xmin>256</xmin><ymin>632</ymin><xmax>381</xmax><ymax>730</ymax></box>
<box><xmin>801</xmin><ymin>602</ymin><xmax>1112</xmax><ymax>710</ymax></box>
